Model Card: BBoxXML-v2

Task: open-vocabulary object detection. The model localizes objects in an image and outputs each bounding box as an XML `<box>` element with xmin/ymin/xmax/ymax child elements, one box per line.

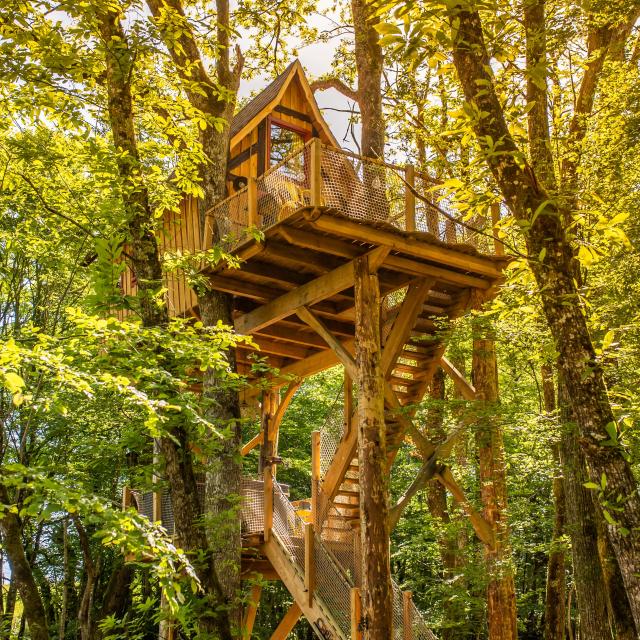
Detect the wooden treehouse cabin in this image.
<box><xmin>122</xmin><ymin>60</ymin><xmax>509</xmax><ymax>639</ymax></box>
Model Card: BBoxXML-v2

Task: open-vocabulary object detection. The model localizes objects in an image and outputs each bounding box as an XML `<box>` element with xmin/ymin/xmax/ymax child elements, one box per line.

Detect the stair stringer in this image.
<box><xmin>261</xmin><ymin>535</ymin><xmax>349</xmax><ymax>640</ymax></box>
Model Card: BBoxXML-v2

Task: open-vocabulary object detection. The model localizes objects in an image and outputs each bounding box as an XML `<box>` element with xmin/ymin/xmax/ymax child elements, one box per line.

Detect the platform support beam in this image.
<box><xmin>269</xmin><ymin>602</ymin><xmax>301</xmax><ymax>640</ymax></box>
<box><xmin>354</xmin><ymin>253</ymin><xmax>393</xmax><ymax>640</ymax></box>
<box><xmin>242</xmin><ymin>584</ymin><xmax>262</xmax><ymax>639</ymax></box>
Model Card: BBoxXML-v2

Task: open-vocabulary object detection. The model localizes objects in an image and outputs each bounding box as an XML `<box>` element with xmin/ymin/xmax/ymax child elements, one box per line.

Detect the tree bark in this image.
<box><xmin>540</xmin><ymin>366</ymin><xmax>566</xmax><ymax>640</ymax></box>
<box><xmin>351</xmin><ymin>0</ymin><xmax>385</xmax><ymax>159</ymax></box>
<box><xmin>0</xmin><ymin>485</ymin><xmax>48</xmax><ymax>640</ymax></box>
<box><xmin>448</xmin><ymin>7</ymin><xmax>640</xmax><ymax>629</ymax></box>
<box><xmin>354</xmin><ymin>254</ymin><xmax>393</xmax><ymax>640</ymax></box>
<box><xmin>471</xmin><ymin>311</ymin><xmax>518</xmax><ymax>640</ymax></box>
<box><xmin>557</xmin><ymin>379</ymin><xmax>610</xmax><ymax>640</ymax></box>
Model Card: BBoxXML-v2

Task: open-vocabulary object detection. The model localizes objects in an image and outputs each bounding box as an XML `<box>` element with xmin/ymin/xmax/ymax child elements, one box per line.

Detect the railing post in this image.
<box><xmin>122</xmin><ymin>486</ymin><xmax>132</xmax><ymax>511</ymax></box>
<box><xmin>304</xmin><ymin>523</ymin><xmax>315</xmax><ymax>607</ymax></box>
<box><xmin>310</xmin><ymin>138</ymin><xmax>323</xmax><ymax>207</ymax></box>
<box><xmin>263</xmin><ymin>466</ymin><xmax>273</xmax><ymax>542</ymax></box>
<box><xmin>351</xmin><ymin>587</ymin><xmax>362</xmax><ymax>640</ymax></box>
<box><xmin>404</xmin><ymin>165</ymin><xmax>416</xmax><ymax>232</ymax></box>
<box><xmin>152</xmin><ymin>439</ymin><xmax>162</xmax><ymax>523</ymax></box>
<box><xmin>403</xmin><ymin>591</ymin><xmax>413</xmax><ymax>640</ymax></box>
<box><xmin>247</xmin><ymin>177</ymin><xmax>258</xmax><ymax>228</ymax></box>
<box><xmin>491</xmin><ymin>202</ymin><xmax>504</xmax><ymax>256</ymax></box>
<box><xmin>311</xmin><ymin>431</ymin><xmax>321</xmax><ymax>526</ymax></box>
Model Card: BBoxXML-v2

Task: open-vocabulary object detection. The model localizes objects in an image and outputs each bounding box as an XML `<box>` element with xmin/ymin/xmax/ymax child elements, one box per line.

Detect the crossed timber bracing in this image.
<box><xmin>207</xmin><ymin>203</ymin><xmax>507</xmax><ymax>638</ymax></box>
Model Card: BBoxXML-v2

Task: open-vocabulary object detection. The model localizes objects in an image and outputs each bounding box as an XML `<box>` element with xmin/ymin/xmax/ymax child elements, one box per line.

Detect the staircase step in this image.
<box><xmin>336</xmin><ymin>489</ymin><xmax>360</xmax><ymax>498</ymax></box>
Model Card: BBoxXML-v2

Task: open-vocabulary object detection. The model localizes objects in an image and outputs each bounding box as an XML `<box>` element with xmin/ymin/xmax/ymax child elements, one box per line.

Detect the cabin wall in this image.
<box><xmin>116</xmin><ymin>195</ymin><xmax>201</xmax><ymax>320</ymax></box>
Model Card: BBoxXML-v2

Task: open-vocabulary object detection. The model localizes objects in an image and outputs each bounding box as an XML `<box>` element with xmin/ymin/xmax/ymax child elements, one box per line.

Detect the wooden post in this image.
<box><xmin>310</xmin><ymin>138</ymin><xmax>322</xmax><ymax>207</ymax></box>
<box><xmin>354</xmin><ymin>254</ymin><xmax>393</xmax><ymax>640</ymax></box>
<box><xmin>304</xmin><ymin>523</ymin><xmax>315</xmax><ymax>607</ymax></box>
<box><xmin>122</xmin><ymin>486</ymin><xmax>132</xmax><ymax>511</ymax></box>
<box><xmin>403</xmin><ymin>591</ymin><xmax>413</xmax><ymax>640</ymax></box>
<box><xmin>491</xmin><ymin>203</ymin><xmax>504</xmax><ymax>256</ymax></box>
<box><xmin>351</xmin><ymin>587</ymin><xmax>362</xmax><ymax>640</ymax></box>
<box><xmin>311</xmin><ymin>431</ymin><xmax>321</xmax><ymax>526</ymax></box>
<box><xmin>248</xmin><ymin>176</ymin><xmax>258</xmax><ymax>228</ymax></box>
<box><xmin>269</xmin><ymin>603</ymin><xmax>302</xmax><ymax>639</ymax></box>
<box><xmin>404</xmin><ymin>165</ymin><xmax>416</xmax><ymax>232</ymax></box>
<box><xmin>152</xmin><ymin>439</ymin><xmax>161</xmax><ymax>523</ymax></box>
<box><xmin>344</xmin><ymin>373</ymin><xmax>353</xmax><ymax>435</ymax></box>
<box><xmin>263</xmin><ymin>466</ymin><xmax>273</xmax><ymax>542</ymax></box>
<box><xmin>242</xmin><ymin>583</ymin><xmax>262</xmax><ymax>639</ymax></box>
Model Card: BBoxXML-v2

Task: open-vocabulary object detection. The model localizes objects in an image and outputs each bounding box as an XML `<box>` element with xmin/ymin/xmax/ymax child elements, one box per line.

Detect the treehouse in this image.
<box><xmin>122</xmin><ymin>60</ymin><xmax>509</xmax><ymax>639</ymax></box>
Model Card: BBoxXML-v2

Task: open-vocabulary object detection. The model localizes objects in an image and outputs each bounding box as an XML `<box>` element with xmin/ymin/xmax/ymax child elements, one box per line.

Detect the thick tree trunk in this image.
<box><xmin>448</xmin><ymin>8</ymin><xmax>640</xmax><ymax>628</ymax></box>
<box><xmin>354</xmin><ymin>254</ymin><xmax>393</xmax><ymax>640</ymax></box>
<box><xmin>0</xmin><ymin>488</ymin><xmax>48</xmax><ymax>640</ymax></box>
<box><xmin>351</xmin><ymin>0</ymin><xmax>384</xmax><ymax>159</ymax></box>
<box><xmin>471</xmin><ymin>314</ymin><xmax>518</xmax><ymax>640</ymax></box>
<box><xmin>540</xmin><ymin>366</ymin><xmax>566</xmax><ymax>640</ymax></box>
<box><xmin>558</xmin><ymin>380</ymin><xmax>610</xmax><ymax>640</ymax></box>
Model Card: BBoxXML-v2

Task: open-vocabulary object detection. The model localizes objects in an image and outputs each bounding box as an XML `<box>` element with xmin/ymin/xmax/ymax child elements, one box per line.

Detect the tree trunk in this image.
<box><xmin>0</xmin><ymin>488</ymin><xmax>48</xmax><ymax>640</ymax></box>
<box><xmin>540</xmin><ymin>366</ymin><xmax>566</xmax><ymax>640</ymax></box>
<box><xmin>354</xmin><ymin>254</ymin><xmax>393</xmax><ymax>640</ymax></box>
<box><xmin>558</xmin><ymin>378</ymin><xmax>611</xmax><ymax>640</ymax></box>
<box><xmin>471</xmin><ymin>312</ymin><xmax>518</xmax><ymax>640</ymax></box>
<box><xmin>448</xmin><ymin>8</ymin><xmax>640</xmax><ymax>629</ymax></box>
<box><xmin>426</xmin><ymin>368</ymin><xmax>464</xmax><ymax>640</ymax></box>
<box><xmin>2</xmin><ymin>576</ymin><xmax>18</xmax><ymax>638</ymax></box>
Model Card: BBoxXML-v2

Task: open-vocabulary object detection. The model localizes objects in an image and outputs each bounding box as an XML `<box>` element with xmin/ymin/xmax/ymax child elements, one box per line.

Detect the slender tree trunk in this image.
<box><xmin>59</xmin><ymin>518</ymin><xmax>68</xmax><ymax>640</ymax></box>
<box><xmin>354</xmin><ymin>254</ymin><xmax>393</xmax><ymax>640</ymax></box>
<box><xmin>471</xmin><ymin>311</ymin><xmax>518</xmax><ymax>640</ymax></box>
<box><xmin>426</xmin><ymin>369</ymin><xmax>464</xmax><ymax>640</ymax></box>
<box><xmin>448</xmin><ymin>8</ymin><xmax>640</xmax><ymax>628</ymax></box>
<box><xmin>541</xmin><ymin>366</ymin><xmax>566</xmax><ymax>640</ymax></box>
<box><xmin>2</xmin><ymin>576</ymin><xmax>18</xmax><ymax>638</ymax></box>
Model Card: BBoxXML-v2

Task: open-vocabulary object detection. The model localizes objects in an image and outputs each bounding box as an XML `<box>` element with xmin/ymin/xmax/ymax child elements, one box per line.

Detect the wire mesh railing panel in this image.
<box><xmin>319</xmin><ymin>387</ymin><xmax>346</xmax><ymax>481</ymax></box>
<box><xmin>313</xmin><ymin>529</ymin><xmax>353</xmax><ymax>638</ymax></box>
<box><xmin>411</xmin><ymin>602</ymin><xmax>439</xmax><ymax>640</ymax></box>
<box><xmin>257</xmin><ymin>146</ymin><xmax>311</xmax><ymax>229</ymax></box>
<box><xmin>240</xmin><ymin>478</ymin><xmax>264</xmax><ymax>535</ymax></box>
<box><xmin>272</xmin><ymin>481</ymin><xmax>306</xmax><ymax>571</ymax></box>
<box><xmin>205</xmin><ymin>187</ymin><xmax>250</xmax><ymax>249</ymax></box>
<box><xmin>321</xmin><ymin>147</ymin><xmax>406</xmax><ymax>229</ymax></box>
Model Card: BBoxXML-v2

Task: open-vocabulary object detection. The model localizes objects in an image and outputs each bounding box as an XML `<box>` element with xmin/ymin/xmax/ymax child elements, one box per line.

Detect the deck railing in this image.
<box><xmin>203</xmin><ymin>138</ymin><xmax>502</xmax><ymax>255</ymax></box>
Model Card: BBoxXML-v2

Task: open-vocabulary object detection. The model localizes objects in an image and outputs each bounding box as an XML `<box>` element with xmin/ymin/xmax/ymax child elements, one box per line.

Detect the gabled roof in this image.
<box><xmin>230</xmin><ymin>60</ymin><xmax>338</xmax><ymax>149</ymax></box>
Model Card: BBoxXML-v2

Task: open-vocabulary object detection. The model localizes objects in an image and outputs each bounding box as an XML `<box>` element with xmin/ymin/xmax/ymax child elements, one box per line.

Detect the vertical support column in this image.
<box><xmin>404</xmin><ymin>165</ymin><xmax>416</xmax><ymax>232</ymax></box>
<box><xmin>247</xmin><ymin>176</ymin><xmax>258</xmax><ymax>228</ymax></box>
<box><xmin>491</xmin><ymin>202</ymin><xmax>504</xmax><ymax>256</ymax></box>
<box><xmin>122</xmin><ymin>486</ymin><xmax>132</xmax><ymax>511</ymax></box>
<box><xmin>310</xmin><ymin>138</ymin><xmax>323</xmax><ymax>207</ymax></box>
<box><xmin>304</xmin><ymin>523</ymin><xmax>315</xmax><ymax>607</ymax></box>
<box><xmin>242</xmin><ymin>583</ymin><xmax>262</xmax><ymax>640</ymax></box>
<box><xmin>263</xmin><ymin>466</ymin><xmax>273</xmax><ymax>542</ymax></box>
<box><xmin>344</xmin><ymin>373</ymin><xmax>353</xmax><ymax>434</ymax></box>
<box><xmin>354</xmin><ymin>255</ymin><xmax>393</xmax><ymax>640</ymax></box>
<box><xmin>351</xmin><ymin>587</ymin><xmax>363</xmax><ymax>640</ymax></box>
<box><xmin>311</xmin><ymin>431</ymin><xmax>321</xmax><ymax>526</ymax></box>
<box><xmin>403</xmin><ymin>591</ymin><xmax>413</xmax><ymax>640</ymax></box>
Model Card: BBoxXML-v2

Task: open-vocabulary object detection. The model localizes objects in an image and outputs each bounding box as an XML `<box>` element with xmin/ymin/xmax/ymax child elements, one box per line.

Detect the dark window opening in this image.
<box><xmin>270</xmin><ymin>122</ymin><xmax>307</xmax><ymax>181</ymax></box>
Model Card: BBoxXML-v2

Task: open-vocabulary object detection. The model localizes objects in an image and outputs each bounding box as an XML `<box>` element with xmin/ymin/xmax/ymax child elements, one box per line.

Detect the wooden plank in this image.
<box><xmin>235</xmin><ymin>259</ymin><xmax>356</xmax><ymax>334</ymax></box>
<box><xmin>440</xmin><ymin>356</ymin><xmax>477</xmax><ymax>401</ymax></box>
<box><xmin>405</xmin><ymin>165</ymin><xmax>416</xmax><ymax>233</ymax></box>
<box><xmin>242</xmin><ymin>584</ymin><xmax>262</xmax><ymax>639</ymax></box>
<box><xmin>351</xmin><ymin>587</ymin><xmax>362</xmax><ymax>640</ymax></box>
<box><xmin>241</xmin><ymin>432</ymin><xmax>263</xmax><ymax>456</ymax></box>
<box><xmin>403</xmin><ymin>591</ymin><xmax>413</xmax><ymax>640</ymax></box>
<box><xmin>304</xmin><ymin>523</ymin><xmax>315</xmax><ymax>607</ymax></box>
<box><xmin>310</xmin><ymin>138</ymin><xmax>322</xmax><ymax>206</ymax></box>
<box><xmin>122</xmin><ymin>486</ymin><xmax>132</xmax><ymax>510</ymax></box>
<box><xmin>269</xmin><ymin>602</ymin><xmax>302</xmax><ymax>640</ymax></box>
<box><xmin>248</xmin><ymin>178</ymin><xmax>258</xmax><ymax>228</ymax></box>
<box><xmin>306</xmin><ymin>212</ymin><xmax>504</xmax><ymax>278</ymax></box>
<box><xmin>264</xmin><ymin>468</ymin><xmax>273</xmax><ymax>542</ymax></box>
<box><xmin>152</xmin><ymin>491</ymin><xmax>162</xmax><ymax>523</ymax></box>
<box><xmin>296</xmin><ymin>306</ymin><xmax>358</xmax><ymax>379</ymax></box>
<box><xmin>249</xmin><ymin>336</ymin><xmax>310</xmax><ymax>360</ymax></box>
<box><xmin>311</xmin><ymin>431</ymin><xmax>321</xmax><ymax>526</ymax></box>
<box><xmin>381</xmin><ymin>279</ymin><xmax>434</xmax><ymax>376</ymax></box>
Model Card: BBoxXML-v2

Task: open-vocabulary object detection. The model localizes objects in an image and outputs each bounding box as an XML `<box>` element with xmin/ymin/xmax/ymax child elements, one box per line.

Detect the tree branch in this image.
<box><xmin>310</xmin><ymin>76</ymin><xmax>359</xmax><ymax>102</ymax></box>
